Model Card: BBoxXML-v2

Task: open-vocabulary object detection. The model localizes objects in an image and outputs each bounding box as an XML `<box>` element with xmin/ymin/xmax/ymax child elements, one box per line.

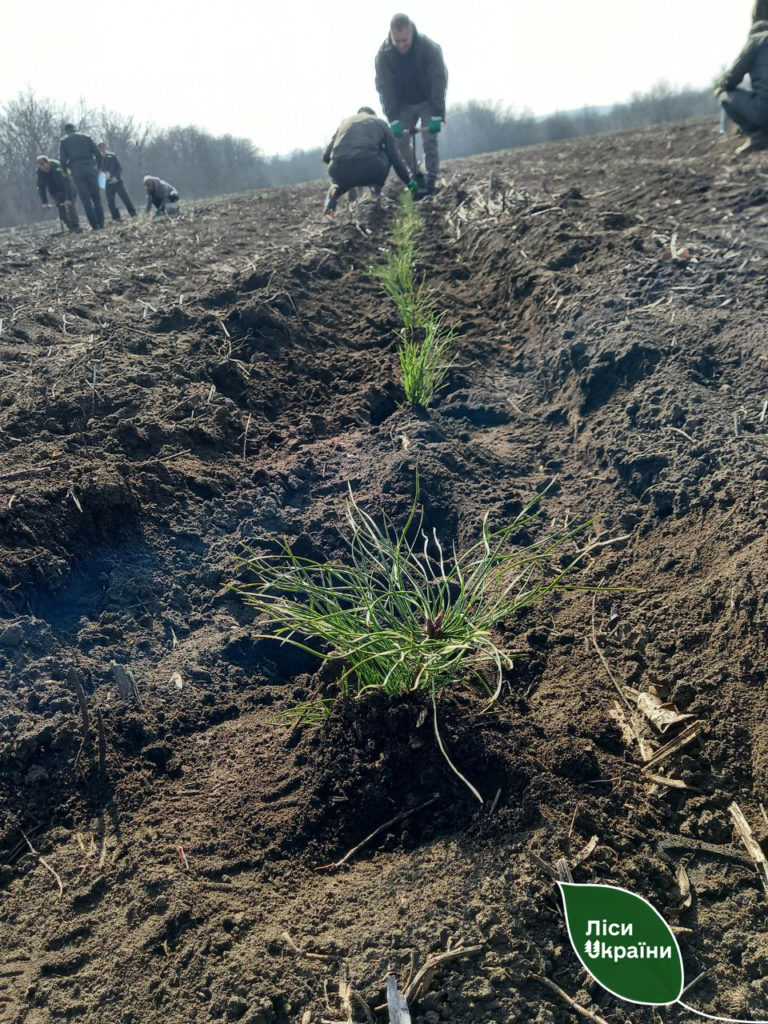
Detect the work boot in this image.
<box><xmin>735</xmin><ymin>130</ymin><xmax>768</xmax><ymax>155</ymax></box>
<box><xmin>425</xmin><ymin>176</ymin><xmax>438</xmax><ymax>195</ymax></box>
<box><xmin>324</xmin><ymin>184</ymin><xmax>339</xmax><ymax>217</ymax></box>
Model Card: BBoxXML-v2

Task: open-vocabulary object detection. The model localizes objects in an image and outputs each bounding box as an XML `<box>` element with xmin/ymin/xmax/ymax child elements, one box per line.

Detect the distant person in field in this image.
<box><xmin>375</xmin><ymin>13</ymin><xmax>447</xmax><ymax>194</ymax></box>
<box><xmin>59</xmin><ymin>123</ymin><xmax>105</xmax><ymax>229</ymax></box>
<box><xmin>36</xmin><ymin>156</ymin><xmax>81</xmax><ymax>234</ymax></box>
<box><xmin>322</xmin><ymin>106</ymin><xmax>418</xmax><ymax>216</ymax></box>
<box><xmin>716</xmin><ymin>0</ymin><xmax>768</xmax><ymax>153</ymax></box>
<box><xmin>143</xmin><ymin>175</ymin><xmax>180</xmax><ymax>216</ymax></box>
<box><xmin>97</xmin><ymin>143</ymin><xmax>137</xmax><ymax>220</ymax></box>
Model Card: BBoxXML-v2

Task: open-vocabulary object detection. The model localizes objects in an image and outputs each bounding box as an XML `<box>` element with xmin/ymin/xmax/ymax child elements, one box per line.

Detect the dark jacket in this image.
<box><xmin>59</xmin><ymin>130</ymin><xmax>102</xmax><ymax>171</ymax></box>
<box><xmin>375</xmin><ymin>27</ymin><xmax>447</xmax><ymax>121</ymax></box>
<box><xmin>323</xmin><ymin>114</ymin><xmax>412</xmax><ymax>184</ymax></box>
<box><xmin>101</xmin><ymin>152</ymin><xmax>123</xmax><ymax>181</ymax></box>
<box><xmin>720</xmin><ymin>20</ymin><xmax>768</xmax><ymax>106</ymax></box>
<box><xmin>37</xmin><ymin>160</ymin><xmax>74</xmax><ymax>204</ymax></box>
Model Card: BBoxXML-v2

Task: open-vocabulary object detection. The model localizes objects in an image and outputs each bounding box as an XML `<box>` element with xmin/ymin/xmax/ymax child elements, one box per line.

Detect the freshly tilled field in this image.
<box><xmin>1</xmin><ymin>119</ymin><xmax>767</xmax><ymax>1024</ymax></box>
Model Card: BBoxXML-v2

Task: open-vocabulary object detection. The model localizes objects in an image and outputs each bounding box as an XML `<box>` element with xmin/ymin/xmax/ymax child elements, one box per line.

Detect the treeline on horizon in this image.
<box><xmin>0</xmin><ymin>84</ymin><xmax>716</xmax><ymax>228</ymax></box>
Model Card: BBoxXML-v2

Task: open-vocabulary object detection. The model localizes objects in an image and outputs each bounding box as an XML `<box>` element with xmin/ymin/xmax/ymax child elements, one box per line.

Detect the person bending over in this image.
<box><xmin>716</xmin><ymin>0</ymin><xmax>768</xmax><ymax>153</ymax></box>
<box><xmin>144</xmin><ymin>175</ymin><xmax>180</xmax><ymax>216</ymax></box>
<box><xmin>322</xmin><ymin>106</ymin><xmax>417</xmax><ymax>216</ymax></box>
<box><xmin>36</xmin><ymin>156</ymin><xmax>81</xmax><ymax>234</ymax></box>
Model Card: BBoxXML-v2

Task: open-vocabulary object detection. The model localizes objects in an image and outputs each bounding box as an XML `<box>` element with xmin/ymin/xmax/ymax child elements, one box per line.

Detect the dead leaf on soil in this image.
<box><xmin>664</xmin><ymin>863</ymin><xmax>692</xmax><ymax>917</ymax></box>
<box><xmin>646</xmin><ymin>772</ymin><xmax>697</xmax><ymax>791</ymax></box>
<box><xmin>627</xmin><ymin>685</ymin><xmax>697</xmax><ymax>734</ymax></box>
<box><xmin>571</xmin><ymin>834</ymin><xmax>599</xmax><ymax>867</ymax></box>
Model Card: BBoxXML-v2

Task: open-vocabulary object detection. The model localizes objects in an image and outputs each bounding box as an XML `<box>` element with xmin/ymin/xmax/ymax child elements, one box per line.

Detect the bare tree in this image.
<box><xmin>0</xmin><ymin>91</ymin><xmax>63</xmax><ymax>224</ymax></box>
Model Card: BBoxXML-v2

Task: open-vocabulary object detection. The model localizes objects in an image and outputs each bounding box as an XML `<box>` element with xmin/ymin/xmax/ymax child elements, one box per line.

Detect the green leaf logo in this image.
<box><xmin>558</xmin><ymin>882</ymin><xmax>684</xmax><ymax>1005</ymax></box>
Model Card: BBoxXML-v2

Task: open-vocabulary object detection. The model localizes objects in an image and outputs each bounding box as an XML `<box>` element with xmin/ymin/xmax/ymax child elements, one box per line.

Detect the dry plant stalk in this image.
<box><xmin>641</xmin><ymin>720</ymin><xmax>703</xmax><ymax>771</ymax></box>
<box><xmin>403</xmin><ymin>943</ymin><xmax>483</xmax><ymax>1003</ymax></box>
<box><xmin>530</xmin><ymin>973</ymin><xmax>612</xmax><ymax>1024</ymax></box>
<box><xmin>729</xmin><ymin>802</ymin><xmax>768</xmax><ymax>890</ymax></box>
<box><xmin>20</xmin><ymin>830</ymin><xmax>63</xmax><ymax>899</ymax></box>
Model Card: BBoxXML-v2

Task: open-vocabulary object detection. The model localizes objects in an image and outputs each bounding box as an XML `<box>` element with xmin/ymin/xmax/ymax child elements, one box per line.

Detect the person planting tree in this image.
<box><xmin>715</xmin><ymin>0</ymin><xmax>768</xmax><ymax>154</ymax></box>
<box><xmin>322</xmin><ymin>106</ymin><xmax>418</xmax><ymax>216</ymax></box>
<box><xmin>36</xmin><ymin>156</ymin><xmax>81</xmax><ymax>234</ymax></box>
<box><xmin>375</xmin><ymin>13</ymin><xmax>447</xmax><ymax>195</ymax></box>
<box><xmin>143</xmin><ymin>175</ymin><xmax>180</xmax><ymax>216</ymax></box>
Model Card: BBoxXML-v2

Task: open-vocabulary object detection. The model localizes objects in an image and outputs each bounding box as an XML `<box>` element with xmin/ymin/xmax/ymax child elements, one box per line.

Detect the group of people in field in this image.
<box><xmin>34</xmin><ymin>3</ymin><xmax>768</xmax><ymax>233</ymax></box>
<box><xmin>321</xmin><ymin>4</ymin><xmax>768</xmax><ymax>215</ymax></box>
<box><xmin>36</xmin><ymin>124</ymin><xmax>180</xmax><ymax>234</ymax></box>
<box><xmin>322</xmin><ymin>13</ymin><xmax>447</xmax><ymax>216</ymax></box>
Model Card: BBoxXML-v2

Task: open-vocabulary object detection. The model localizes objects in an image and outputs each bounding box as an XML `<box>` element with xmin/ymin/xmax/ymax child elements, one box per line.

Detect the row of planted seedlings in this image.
<box><xmin>232</xmin><ymin>197</ymin><xmax>594</xmax><ymax>801</ymax></box>
<box><xmin>370</xmin><ymin>193</ymin><xmax>457</xmax><ymax>407</ymax></box>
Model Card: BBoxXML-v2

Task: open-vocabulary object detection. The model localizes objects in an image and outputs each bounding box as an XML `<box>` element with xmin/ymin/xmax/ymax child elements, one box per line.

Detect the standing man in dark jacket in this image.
<box><xmin>36</xmin><ymin>156</ymin><xmax>81</xmax><ymax>233</ymax></box>
<box><xmin>59</xmin><ymin>123</ymin><xmax>105</xmax><ymax>229</ymax></box>
<box><xmin>716</xmin><ymin>0</ymin><xmax>768</xmax><ymax>153</ymax></box>
<box><xmin>97</xmin><ymin>143</ymin><xmax>137</xmax><ymax>220</ymax></box>
<box><xmin>375</xmin><ymin>13</ymin><xmax>447</xmax><ymax>194</ymax></box>
<box><xmin>322</xmin><ymin>106</ymin><xmax>418</xmax><ymax>215</ymax></box>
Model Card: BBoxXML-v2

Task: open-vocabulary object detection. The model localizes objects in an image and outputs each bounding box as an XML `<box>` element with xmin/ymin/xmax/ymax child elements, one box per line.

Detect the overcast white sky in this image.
<box><xmin>2</xmin><ymin>0</ymin><xmax>757</xmax><ymax>154</ymax></box>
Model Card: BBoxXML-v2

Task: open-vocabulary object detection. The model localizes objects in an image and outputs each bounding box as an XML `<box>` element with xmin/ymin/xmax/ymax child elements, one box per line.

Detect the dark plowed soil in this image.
<box><xmin>2</xmin><ymin>120</ymin><xmax>768</xmax><ymax>1024</ymax></box>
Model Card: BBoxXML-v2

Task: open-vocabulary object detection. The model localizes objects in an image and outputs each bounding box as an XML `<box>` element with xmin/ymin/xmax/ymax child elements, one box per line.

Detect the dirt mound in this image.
<box><xmin>2</xmin><ymin>121</ymin><xmax>768</xmax><ymax>1023</ymax></box>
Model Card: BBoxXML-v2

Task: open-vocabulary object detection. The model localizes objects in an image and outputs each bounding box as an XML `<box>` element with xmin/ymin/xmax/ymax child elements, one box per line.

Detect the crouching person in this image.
<box><xmin>36</xmin><ymin>156</ymin><xmax>81</xmax><ymax>233</ymax></box>
<box><xmin>322</xmin><ymin>106</ymin><xmax>417</xmax><ymax>216</ymax></box>
<box><xmin>144</xmin><ymin>175</ymin><xmax>180</xmax><ymax>216</ymax></box>
<box><xmin>716</xmin><ymin>0</ymin><xmax>768</xmax><ymax>153</ymax></box>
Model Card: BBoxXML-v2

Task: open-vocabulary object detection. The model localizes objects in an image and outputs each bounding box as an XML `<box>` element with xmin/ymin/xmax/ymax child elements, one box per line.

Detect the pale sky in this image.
<box><xmin>2</xmin><ymin>0</ymin><xmax>757</xmax><ymax>154</ymax></box>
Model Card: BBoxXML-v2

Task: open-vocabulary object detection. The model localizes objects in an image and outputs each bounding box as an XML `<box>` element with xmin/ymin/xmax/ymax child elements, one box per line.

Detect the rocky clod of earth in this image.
<box><xmin>1</xmin><ymin>120</ymin><xmax>767</xmax><ymax>1023</ymax></box>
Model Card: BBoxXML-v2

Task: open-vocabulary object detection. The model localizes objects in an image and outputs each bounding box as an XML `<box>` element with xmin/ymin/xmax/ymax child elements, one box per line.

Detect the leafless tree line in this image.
<box><xmin>0</xmin><ymin>83</ymin><xmax>717</xmax><ymax>228</ymax></box>
<box><xmin>440</xmin><ymin>82</ymin><xmax>718</xmax><ymax>160</ymax></box>
<box><xmin>0</xmin><ymin>91</ymin><xmax>278</xmax><ymax>228</ymax></box>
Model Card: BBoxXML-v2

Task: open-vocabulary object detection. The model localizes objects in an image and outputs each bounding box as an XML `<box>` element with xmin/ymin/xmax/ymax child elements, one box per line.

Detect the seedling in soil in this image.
<box><xmin>371</xmin><ymin>193</ymin><xmax>456</xmax><ymax>406</ymax></box>
<box><xmin>370</xmin><ymin>196</ymin><xmax>429</xmax><ymax>331</ymax></box>
<box><xmin>398</xmin><ymin>311</ymin><xmax>457</xmax><ymax>407</ymax></box>
<box><xmin>234</xmin><ymin>486</ymin><xmax>591</xmax><ymax>801</ymax></box>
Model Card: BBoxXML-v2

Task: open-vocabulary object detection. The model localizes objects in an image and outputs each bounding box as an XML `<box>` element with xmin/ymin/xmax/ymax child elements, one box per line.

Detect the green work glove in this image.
<box><xmin>390</xmin><ymin>120</ymin><xmax>403</xmax><ymax>138</ymax></box>
<box><xmin>429</xmin><ymin>116</ymin><xmax>442</xmax><ymax>134</ymax></box>
<box><xmin>408</xmin><ymin>178</ymin><xmax>419</xmax><ymax>194</ymax></box>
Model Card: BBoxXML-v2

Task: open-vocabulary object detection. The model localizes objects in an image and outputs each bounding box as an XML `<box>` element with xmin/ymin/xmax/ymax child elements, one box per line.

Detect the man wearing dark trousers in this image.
<box><xmin>716</xmin><ymin>0</ymin><xmax>768</xmax><ymax>153</ymax></box>
<box><xmin>97</xmin><ymin>143</ymin><xmax>137</xmax><ymax>220</ymax></box>
<box><xmin>36</xmin><ymin>156</ymin><xmax>81</xmax><ymax>233</ymax></box>
<box><xmin>59</xmin><ymin>123</ymin><xmax>105</xmax><ymax>229</ymax></box>
<box><xmin>322</xmin><ymin>106</ymin><xmax>417</xmax><ymax>216</ymax></box>
<box><xmin>375</xmin><ymin>13</ymin><xmax>447</xmax><ymax>194</ymax></box>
